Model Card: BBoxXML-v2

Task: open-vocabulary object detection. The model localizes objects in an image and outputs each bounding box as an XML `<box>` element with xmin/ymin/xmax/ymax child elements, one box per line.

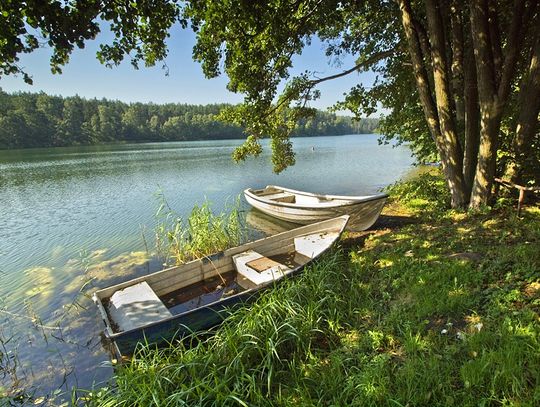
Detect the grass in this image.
<box><xmin>155</xmin><ymin>193</ymin><xmax>244</xmax><ymax>265</ymax></box>
<box><xmin>82</xmin><ymin>173</ymin><xmax>540</xmax><ymax>406</ymax></box>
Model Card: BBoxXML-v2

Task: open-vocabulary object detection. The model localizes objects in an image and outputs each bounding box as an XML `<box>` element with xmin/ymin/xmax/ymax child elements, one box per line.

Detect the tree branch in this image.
<box><xmin>264</xmin><ymin>46</ymin><xmax>397</xmax><ymax>118</ymax></box>
<box><xmin>310</xmin><ymin>48</ymin><xmax>396</xmax><ymax>85</ymax></box>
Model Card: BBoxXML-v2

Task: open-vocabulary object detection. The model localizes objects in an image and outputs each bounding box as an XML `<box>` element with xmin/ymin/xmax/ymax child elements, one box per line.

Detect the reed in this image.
<box><xmin>155</xmin><ymin>194</ymin><xmax>244</xmax><ymax>265</ymax></box>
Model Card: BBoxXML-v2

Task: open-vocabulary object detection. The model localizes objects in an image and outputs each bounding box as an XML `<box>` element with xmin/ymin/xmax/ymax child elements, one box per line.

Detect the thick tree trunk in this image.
<box><xmin>487</xmin><ymin>2</ymin><xmax>503</xmax><ymax>79</ymax></box>
<box><xmin>413</xmin><ymin>19</ymin><xmax>435</xmax><ymax>93</ymax></box>
<box><xmin>469</xmin><ymin>0</ymin><xmax>525</xmax><ymax>208</ymax></box>
<box><xmin>508</xmin><ymin>33</ymin><xmax>540</xmax><ymax>183</ymax></box>
<box><xmin>425</xmin><ymin>0</ymin><xmax>467</xmax><ymax>207</ymax></box>
<box><xmin>469</xmin><ymin>0</ymin><xmax>499</xmax><ymax>208</ymax></box>
<box><xmin>399</xmin><ymin>0</ymin><xmax>467</xmax><ymax>208</ymax></box>
<box><xmin>450</xmin><ymin>2</ymin><xmax>465</xmax><ymax>132</ymax></box>
<box><xmin>469</xmin><ymin>114</ymin><xmax>499</xmax><ymax>208</ymax></box>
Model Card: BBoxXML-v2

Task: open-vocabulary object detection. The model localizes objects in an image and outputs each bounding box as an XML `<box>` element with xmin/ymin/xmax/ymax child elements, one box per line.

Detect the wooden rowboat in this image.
<box><xmin>244</xmin><ymin>185</ymin><xmax>388</xmax><ymax>229</ymax></box>
<box><xmin>93</xmin><ymin>215</ymin><xmax>349</xmax><ymax>358</ymax></box>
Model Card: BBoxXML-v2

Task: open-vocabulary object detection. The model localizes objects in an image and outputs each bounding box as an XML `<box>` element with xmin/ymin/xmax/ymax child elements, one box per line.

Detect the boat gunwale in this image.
<box><xmin>93</xmin><ymin>215</ymin><xmax>349</xmax><ymax>341</ymax></box>
<box><xmin>245</xmin><ymin>185</ymin><xmax>388</xmax><ymax>209</ymax></box>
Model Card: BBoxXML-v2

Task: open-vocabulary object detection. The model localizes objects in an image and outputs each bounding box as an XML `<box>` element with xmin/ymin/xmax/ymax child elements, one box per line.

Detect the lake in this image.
<box><xmin>0</xmin><ymin>134</ymin><xmax>414</xmax><ymax>402</ymax></box>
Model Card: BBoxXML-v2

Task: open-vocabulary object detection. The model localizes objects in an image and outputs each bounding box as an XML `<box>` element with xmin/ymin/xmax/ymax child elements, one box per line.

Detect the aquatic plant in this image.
<box><xmin>155</xmin><ymin>193</ymin><xmax>244</xmax><ymax>265</ymax></box>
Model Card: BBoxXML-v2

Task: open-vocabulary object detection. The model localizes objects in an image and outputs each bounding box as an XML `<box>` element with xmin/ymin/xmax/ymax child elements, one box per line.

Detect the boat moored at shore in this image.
<box><xmin>244</xmin><ymin>185</ymin><xmax>387</xmax><ymax>230</ymax></box>
<box><xmin>93</xmin><ymin>215</ymin><xmax>349</xmax><ymax>358</ymax></box>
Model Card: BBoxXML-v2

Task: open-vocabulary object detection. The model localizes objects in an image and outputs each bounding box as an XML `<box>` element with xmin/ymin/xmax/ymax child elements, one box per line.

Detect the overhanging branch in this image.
<box><xmin>310</xmin><ymin>47</ymin><xmax>397</xmax><ymax>85</ymax></box>
<box><xmin>264</xmin><ymin>46</ymin><xmax>398</xmax><ymax>119</ymax></box>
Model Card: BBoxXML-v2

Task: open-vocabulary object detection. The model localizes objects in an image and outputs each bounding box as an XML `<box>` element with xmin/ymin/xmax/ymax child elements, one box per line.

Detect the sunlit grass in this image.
<box><xmin>82</xmin><ymin>175</ymin><xmax>540</xmax><ymax>407</ymax></box>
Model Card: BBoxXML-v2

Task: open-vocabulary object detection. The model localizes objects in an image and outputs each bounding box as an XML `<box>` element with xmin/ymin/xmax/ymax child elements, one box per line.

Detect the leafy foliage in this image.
<box><xmin>185</xmin><ymin>0</ymin><xmax>398</xmax><ymax>172</ymax></box>
<box><xmin>0</xmin><ymin>0</ymin><xmax>181</xmax><ymax>83</ymax></box>
<box><xmin>386</xmin><ymin>169</ymin><xmax>451</xmax><ymax>212</ymax></box>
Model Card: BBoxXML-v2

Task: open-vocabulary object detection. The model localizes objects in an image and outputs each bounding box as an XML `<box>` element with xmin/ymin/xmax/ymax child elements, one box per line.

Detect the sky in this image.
<box><xmin>0</xmin><ymin>25</ymin><xmax>378</xmax><ymax>112</ymax></box>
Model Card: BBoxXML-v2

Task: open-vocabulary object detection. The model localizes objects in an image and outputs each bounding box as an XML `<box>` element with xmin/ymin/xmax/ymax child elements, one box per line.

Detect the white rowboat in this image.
<box><xmin>93</xmin><ymin>216</ymin><xmax>349</xmax><ymax>358</ymax></box>
<box><xmin>244</xmin><ymin>185</ymin><xmax>387</xmax><ymax>229</ymax></box>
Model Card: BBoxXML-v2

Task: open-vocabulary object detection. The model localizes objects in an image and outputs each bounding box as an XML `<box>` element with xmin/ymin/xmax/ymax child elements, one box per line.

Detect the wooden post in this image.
<box><xmin>518</xmin><ymin>188</ymin><xmax>525</xmax><ymax>216</ymax></box>
<box><xmin>494</xmin><ymin>178</ymin><xmax>540</xmax><ymax>216</ymax></box>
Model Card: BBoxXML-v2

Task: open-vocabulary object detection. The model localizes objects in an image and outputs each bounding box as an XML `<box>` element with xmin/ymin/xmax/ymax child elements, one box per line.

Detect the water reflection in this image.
<box><xmin>246</xmin><ymin>209</ymin><xmax>296</xmax><ymax>236</ymax></box>
<box><xmin>0</xmin><ymin>250</ymin><xmax>163</xmax><ymax>403</ymax></box>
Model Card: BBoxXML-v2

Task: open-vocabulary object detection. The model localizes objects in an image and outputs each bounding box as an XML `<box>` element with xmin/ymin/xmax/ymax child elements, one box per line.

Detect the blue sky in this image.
<box><xmin>0</xmin><ymin>26</ymin><xmax>377</xmax><ymax>111</ymax></box>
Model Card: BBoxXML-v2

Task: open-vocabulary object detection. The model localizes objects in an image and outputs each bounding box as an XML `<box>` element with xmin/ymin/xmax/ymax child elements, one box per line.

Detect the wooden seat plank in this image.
<box><xmin>108</xmin><ymin>281</ymin><xmax>172</xmax><ymax>332</ymax></box>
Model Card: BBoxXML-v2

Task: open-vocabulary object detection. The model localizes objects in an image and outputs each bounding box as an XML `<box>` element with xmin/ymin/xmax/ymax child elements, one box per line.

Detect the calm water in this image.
<box><xmin>0</xmin><ymin>134</ymin><xmax>413</xmax><ymax>402</ymax></box>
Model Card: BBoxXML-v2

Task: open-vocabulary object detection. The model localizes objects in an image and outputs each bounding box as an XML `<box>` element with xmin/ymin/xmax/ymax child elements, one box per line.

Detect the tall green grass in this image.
<box><xmin>155</xmin><ymin>194</ymin><xmax>244</xmax><ymax>265</ymax></box>
<box><xmin>83</xmin><ymin>180</ymin><xmax>540</xmax><ymax>406</ymax></box>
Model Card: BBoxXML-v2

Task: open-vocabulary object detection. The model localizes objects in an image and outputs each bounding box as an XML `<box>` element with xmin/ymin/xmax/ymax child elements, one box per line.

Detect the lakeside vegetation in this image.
<box><xmin>0</xmin><ymin>90</ymin><xmax>379</xmax><ymax>150</ymax></box>
<box><xmin>1</xmin><ymin>2</ymin><xmax>538</xmax><ymax>405</ymax></box>
<box><xmin>154</xmin><ymin>195</ymin><xmax>244</xmax><ymax>266</ymax></box>
<box><xmin>79</xmin><ymin>171</ymin><xmax>540</xmax><ymax>406</ymax></box>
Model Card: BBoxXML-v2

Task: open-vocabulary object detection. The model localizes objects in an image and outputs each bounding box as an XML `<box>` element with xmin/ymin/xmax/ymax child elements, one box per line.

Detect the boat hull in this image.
<box><xmin>107</xmin><ymin>289</ymin><xmax>258</xmax><ymax>357</ymax></box>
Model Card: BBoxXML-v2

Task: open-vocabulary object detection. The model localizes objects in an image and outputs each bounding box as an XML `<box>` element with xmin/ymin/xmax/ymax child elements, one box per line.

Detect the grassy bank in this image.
<box><xmin>84</xmin><ymin>173</ymin><xmax>540</xmax><ymax>406</ymax></box>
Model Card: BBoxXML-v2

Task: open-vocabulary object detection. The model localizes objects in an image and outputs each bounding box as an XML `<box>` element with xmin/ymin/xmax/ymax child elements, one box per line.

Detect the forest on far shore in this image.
<box><xmin>0</xmin><ymin>90</ymin><xmax>379</xmax><ymax>149</ymax></box>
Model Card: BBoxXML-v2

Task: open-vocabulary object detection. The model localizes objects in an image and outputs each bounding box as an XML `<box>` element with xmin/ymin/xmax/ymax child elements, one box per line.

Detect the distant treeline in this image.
<box><xmin>0</xmin><ymin>90</ymin><xmax>379</xmax><ymax>149</ymax></box>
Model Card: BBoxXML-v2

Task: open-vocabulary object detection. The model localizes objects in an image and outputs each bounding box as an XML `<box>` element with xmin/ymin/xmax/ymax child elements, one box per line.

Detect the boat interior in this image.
<box><xmin>95</xmin><ymin>221</ymin><xmax>342</xmax><ymax>335</ymax></box>
<box><xmin>252</xmin><ymin>187</ymin><xmax>335</xmax><ymax>205</ymax></box>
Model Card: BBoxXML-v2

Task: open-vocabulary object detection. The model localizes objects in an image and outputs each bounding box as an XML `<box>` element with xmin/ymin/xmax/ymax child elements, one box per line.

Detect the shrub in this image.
<box><xmin>386</xmin><ymin>169</ymin><xmax>451</xmax><ymax>213</ymax></box>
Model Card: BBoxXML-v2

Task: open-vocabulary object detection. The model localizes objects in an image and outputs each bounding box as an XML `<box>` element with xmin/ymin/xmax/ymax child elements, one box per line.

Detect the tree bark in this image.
<box><xmin>413</xmin><ymin>18</ymin><xmax>435</xmax><ymax>93</ymax></box>
<box><xmin>399</xmin><ymin>0</ymin><xmax>468</xmax><ymax>208</ymax></box>
<box><xmin>450</xmin><ymin>1</ymin><xmax>465</xmax><ymax>133</ymax></box>
<box><xmin>463</xmin><ymin>34</ymin><xmax>480</xmax><ymax>197</ymax></box>
<box><xmin>469</xmin><ymin>0</ymin><xmax>525</xmax><ymax>208</ymax></box>
<box><xmin>508</xmin><ymin>32</ymin><xmax>540</xmax><ymax>183</ymax></box>
<box><xmin>398</xmin><ymin>0</ymin><xmax>440</xmax><ymax>141</ymax></box>
<box><xmin>469</xmin><ymin>0</ymin><xmax>499</xmax><ymax>207</ymax></box>
<box><xmin>487</xmin><ymin>2</ymin><xmax>503</xmax><ymax>80</ymax></box>
<box><xmin>425</xmin><ymin>0</ymin><xmax>467</xmax><ymax>207</ymax></box>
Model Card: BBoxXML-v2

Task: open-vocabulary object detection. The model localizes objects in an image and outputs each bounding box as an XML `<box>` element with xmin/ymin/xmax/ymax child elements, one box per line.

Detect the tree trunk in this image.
<box><xmin>425</xmin><ymin>0</ymin><xmax>467</xmax><ymax>207</ymax></box>
<box><xmin>469</xmin><ymin>0</ymin><xmax>499</xmax><ymax>208</ymax></box>
<box><xmin>462</xmin><ymin>37</ymin><xmax>480</xmax><ymax>197</ymax></box>
<box><xmin>399</xmin><ymin>0</ymin><xmax>467</xmax><ymax>208</ymax></box>
<box><xmin>487</xmin><ymin>2</ymin><xmax>503</xmax><ymax>79</ymax></box>
<box><xmin>450</xmin><ymin>1</ymin><xmax>465</xmax><ymax>132</ymax></box>
<box><xmin>413</xmin><ymin>18</ymin><xmax>435</xmax><ymax>93</ymax></box>
<box><xmin>469</xmin><ymin>0</ymin><xmax>525</xmax><ymax>208</ymax></box>
<box><xmin>508</xmin><ymin>32</ymin><xmax>540</xmax><ymax>183</ymax></box>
